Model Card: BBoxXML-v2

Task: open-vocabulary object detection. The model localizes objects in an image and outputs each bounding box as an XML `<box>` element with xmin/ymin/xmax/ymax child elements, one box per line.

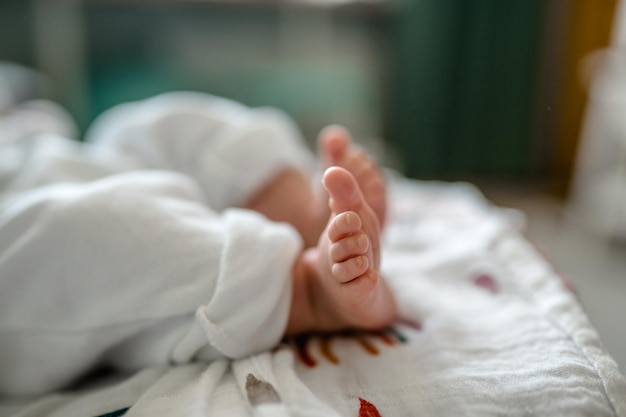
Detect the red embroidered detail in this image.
<box><xmin>358</xmin><ymin>397</ymin><xmax>382</xmax><ymax>417</ymax></box>
<box><xmin>375</xmin><ymin>330</ymin><xmax>396</xmax><ymax>346</ymax></box>
<box><xmin>473</xmin><ymin>273</ymin><xmax>499</xmax><ymax>294</ymax></box>
<box><xmin>395</xmin><ymin>321</ymin><xmax>419</xmax><ymax>336</ymax></box>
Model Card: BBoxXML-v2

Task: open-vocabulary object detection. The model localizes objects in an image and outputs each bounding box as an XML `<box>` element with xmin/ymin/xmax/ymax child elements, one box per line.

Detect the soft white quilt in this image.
<box><xmin>3</xmin><ymin>175</ymin><xmax>625</xmax><ymax>417</ymax></box>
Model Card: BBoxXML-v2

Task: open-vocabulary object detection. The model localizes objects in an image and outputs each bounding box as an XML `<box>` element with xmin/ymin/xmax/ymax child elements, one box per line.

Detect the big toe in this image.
<box><xmin>319</xmin><ymin>125</ymin><xmax>350</xmax><ymax>166</ymax></box>
<box><xmin>322</xmin><ymin>166</ymin><xmax>364</xmax><ymax>214</ymax></box>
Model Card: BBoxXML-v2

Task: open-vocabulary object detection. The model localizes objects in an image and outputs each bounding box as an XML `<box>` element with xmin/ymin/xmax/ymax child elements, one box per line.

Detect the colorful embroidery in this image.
<box><xmin>354</xmin><ymin>334</ymin><xmax>379</xmax><ymax>355</ymax></box>
<box><xmin>387</xmin><ymin>325</ymin><xmax>411</xmax><ymax>342</ymax></box>
<box><xmin>473</xmin><ymin>273</ymin><xmax>499</xmax><ymax>294</ymax></box>
<box><xmin>358</xmin><ymin>397</ymin><xmax>382</xmax><ymax>417</ymax></box>
<box><xmin>94</xmin><ymin>408</ymin><xmax>129</xmax><ymax>417</ymax></box>
<box><xmin>294</xmin><ymin>334</ymin><xmax>317</xmax><ymax>367</ymax></box>
<box><xmin>373</xmin><ymin>330</ymin><xmax>397</xmax><ymax>346</ymax></box>
<box><xmin>320</xmin><ymin>336</ymin><xmax>340</xmax><ymax>364</ymax></box>
<box><xmin>245</xmin><ymin>373</ymin><xmax>281</xmax><ymax>406</ymax></box>
<box><xmin>290</xmin><ymin>327</ymin><xmax>408</xmax><ymax>367</ymax></box>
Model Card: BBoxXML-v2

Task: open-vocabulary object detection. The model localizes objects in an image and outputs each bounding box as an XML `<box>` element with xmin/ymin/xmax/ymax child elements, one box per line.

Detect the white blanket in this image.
<box><xmin>4</xmin><ymin>177</ymin><xmax>625</xmax><ymax>417</ymax></box>
<box><xmin>0</xmin><ymin>93</ymin><xmax>313</xmax><ymax>395</ymax></box>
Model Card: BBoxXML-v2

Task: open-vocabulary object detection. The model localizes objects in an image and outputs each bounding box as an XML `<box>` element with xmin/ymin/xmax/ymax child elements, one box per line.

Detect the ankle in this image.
<box><xmin>286</xmin><ymin>253</ymin><xmax>318</xmax><ymax>335</ymax></box>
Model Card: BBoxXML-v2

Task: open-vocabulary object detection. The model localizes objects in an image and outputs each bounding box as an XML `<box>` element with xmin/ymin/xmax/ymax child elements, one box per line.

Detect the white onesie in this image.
<box><xmin>0</xmin><ymin>92</ymin><xmax>315</xmax><ymax>395</ymax></box>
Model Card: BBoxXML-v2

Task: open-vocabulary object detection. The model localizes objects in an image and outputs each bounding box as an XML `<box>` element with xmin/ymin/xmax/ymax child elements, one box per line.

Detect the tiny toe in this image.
<box><xmin>328</xmin><ymin>211</ymin><xmax>361</xmax><ymax>241</ymax></box>
<box><xmin>322</xmin><ymin>167</ymin><xmax>364</xmax><ymax>213</ymax></box>
<box><xmin>319</xmin><ymin>125</ymin><xmax>351</xmax><ymax>164</ymax></box>
<box><xmin>332</xmin><ymin>255</ymin><xmax>369</xmax><ymax>283</ymax></box>
<box><xmin>362</xmin><ymin>172</ymin><xmax>385</xmax><ymax>190</ymax></box>
<box><xmin>330</xmin><ymin>233</ymin><xmax>369</xmax><ymax>262</ymax></box>
<box><xmin>334</xmin><ymin>270</ymin><xmax>380</xmax><ymax>311</ymax></box>
<box><xmin>362</xmin><ymin>177</ymin><xmax>386</xmax><ymax>204</ymax></box>
<box><xmin>352</xmin><ymin>155</ymin><xmax>376</xmax><ymax>181</ymax></box>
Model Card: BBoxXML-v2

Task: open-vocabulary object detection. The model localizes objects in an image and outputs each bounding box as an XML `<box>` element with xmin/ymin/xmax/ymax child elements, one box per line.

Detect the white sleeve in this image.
<box><xmin>84</xmin><ymin>92</ymin><xmax>316</xmax><ymax>211</ymax></box>
<box><xmin>0</xmin><ymin>170</ymin><xmax>302</xmax><ymax>395</ymax></box>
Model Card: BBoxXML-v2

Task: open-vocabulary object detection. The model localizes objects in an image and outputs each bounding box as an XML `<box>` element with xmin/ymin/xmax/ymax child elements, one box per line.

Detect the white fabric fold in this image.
<box><xmin>0</xmin><ymin>92</ymin><xmax>307</xmax><ymax>395</ymax></box>
<box><xmin>84</xmin><ymin>91</ymin><xmax>316</xmax><ymax>210</ymax></box>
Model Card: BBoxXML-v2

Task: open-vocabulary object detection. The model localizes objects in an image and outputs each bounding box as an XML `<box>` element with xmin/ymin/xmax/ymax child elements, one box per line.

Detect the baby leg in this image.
<box><xmin>287</xmin><ymin>167</ymin><xmax>396</xmax><ymax>334</ymax></box>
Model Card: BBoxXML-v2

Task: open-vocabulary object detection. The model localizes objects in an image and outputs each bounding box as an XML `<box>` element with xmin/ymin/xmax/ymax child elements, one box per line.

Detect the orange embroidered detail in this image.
<box><xmin>320</xmin><ymin>336</ymin><xmax>340</xmax><ymax>364</ymax></box>
<box><xmin>355</xmin><ymin>334</ymin><xmax>380</xmax><ymax>355</ymax></box>
<box><xmin>290</xmin><ymin>327</ymin><xmax>408</xmax><ymax>366</ymax></box>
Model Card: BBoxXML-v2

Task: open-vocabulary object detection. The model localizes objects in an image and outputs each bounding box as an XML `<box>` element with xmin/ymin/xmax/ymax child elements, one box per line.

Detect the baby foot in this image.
<box><xmin>301</xmin><ymin>167</ymin><xmax>395</xmax><ymax>331</ymax></box>
<box><xmin>318</xmin><ymin>125</ymin><xmax>387</xmax><ymax>228</ymax></box>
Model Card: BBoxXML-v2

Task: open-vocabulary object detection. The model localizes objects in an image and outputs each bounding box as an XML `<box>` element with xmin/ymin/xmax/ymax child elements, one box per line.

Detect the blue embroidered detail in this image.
<box><xmin>95</xmin><ymin>407</ymin><xmax>129</xmax><ymax>417</ymax></box>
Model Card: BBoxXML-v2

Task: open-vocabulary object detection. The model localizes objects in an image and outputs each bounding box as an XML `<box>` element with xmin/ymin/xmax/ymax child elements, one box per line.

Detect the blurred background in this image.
<box><xmin>1</xmin><ymin>0</ymin><xmax>624</xmax><ymax>370</ymax></box>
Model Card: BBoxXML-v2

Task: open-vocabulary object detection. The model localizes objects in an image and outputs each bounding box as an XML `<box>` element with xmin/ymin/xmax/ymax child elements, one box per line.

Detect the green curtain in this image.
<box><xmin>387</xmin><ymin>0</ymin><xmax>544</xmax><ymax>179</ymax></box>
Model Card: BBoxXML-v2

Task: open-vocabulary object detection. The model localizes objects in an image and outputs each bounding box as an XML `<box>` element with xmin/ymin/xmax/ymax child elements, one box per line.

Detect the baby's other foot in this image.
<box><xmin>303</xmin><ymin>166</ymin><xmax>395</xmax><ymax>331</ymax></box>
<box><xmin>318</xmin><ymin>125</ymin><xmax>387</xmax><ymax>228</ymax></box>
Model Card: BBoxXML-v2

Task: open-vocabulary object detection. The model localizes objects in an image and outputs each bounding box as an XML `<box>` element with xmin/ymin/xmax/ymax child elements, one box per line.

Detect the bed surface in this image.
<box><xmin>3</xmin><ymin>177</ymin><xmax>625</xmax><ymax>417</ymax></box>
